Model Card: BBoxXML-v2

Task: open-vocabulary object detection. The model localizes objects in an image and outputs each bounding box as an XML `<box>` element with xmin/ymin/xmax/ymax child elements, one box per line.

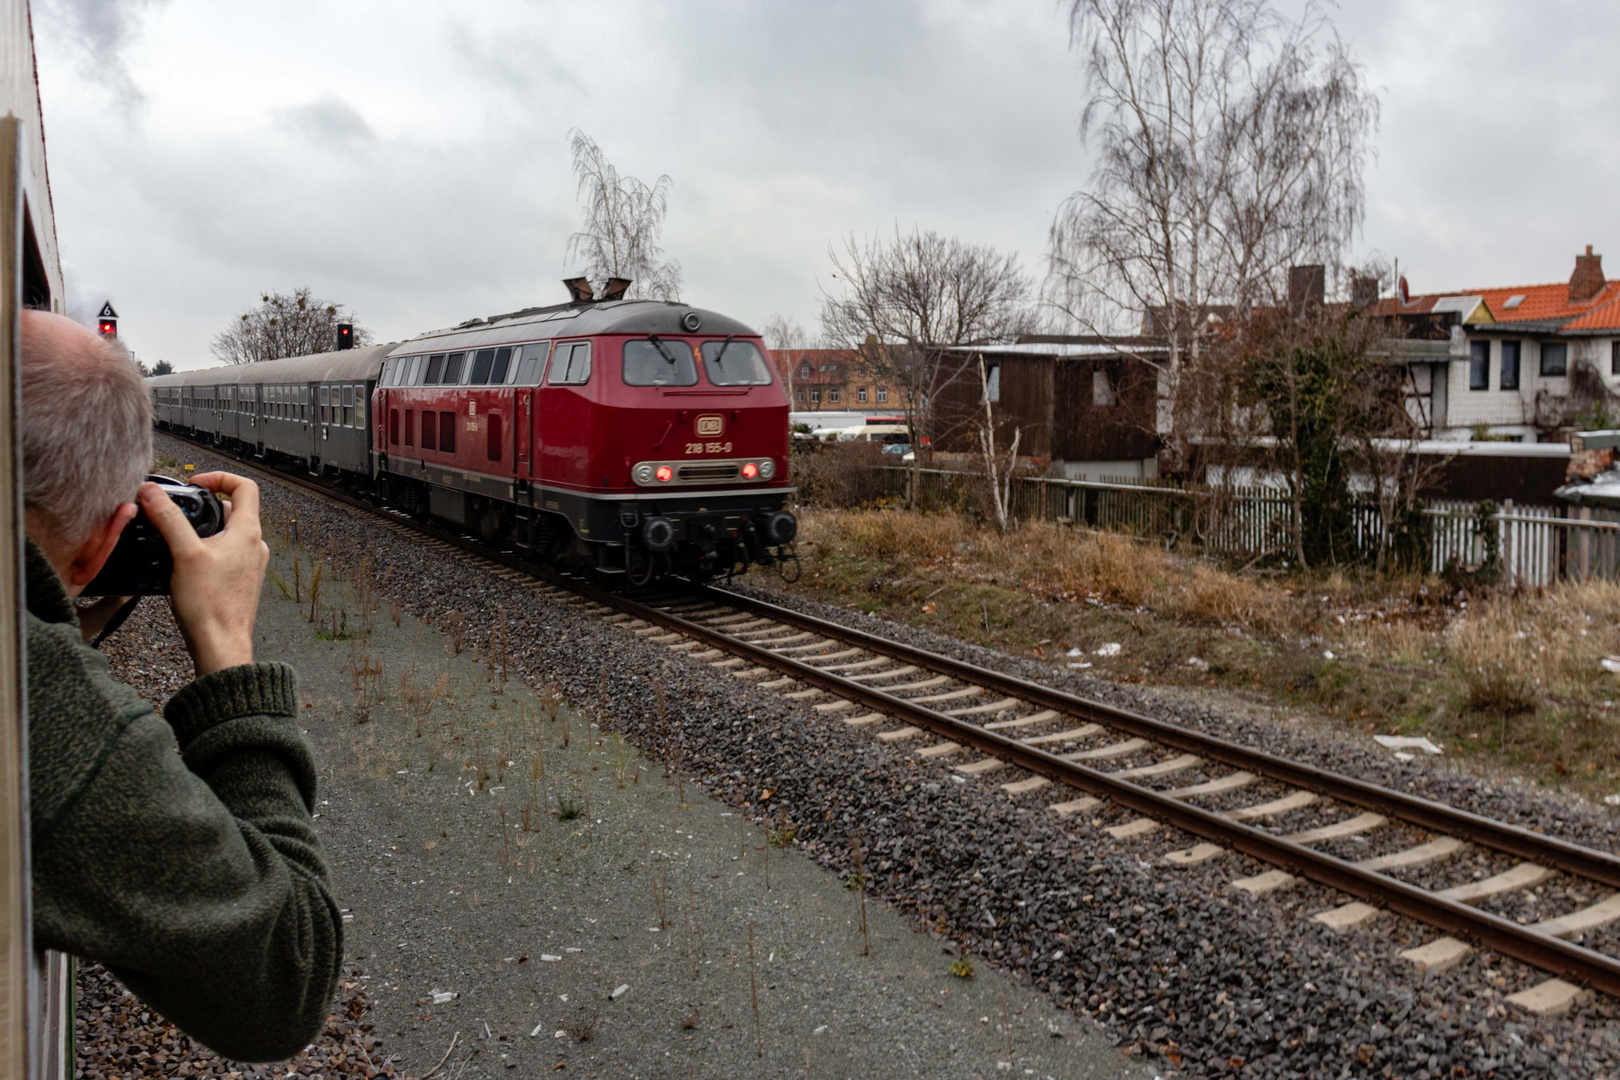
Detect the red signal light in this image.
<box><xmin>741</xmin><ymin>462</ymin><xmax>758</xmax><ymax>479</ymax></box>
<box><xmin>97</xmin><ymin>318</ymin><xmax>116</xmax><ymax>337</ymax></box>
<box><xmin>655</xmin><ymin>465</ymin><xmax>673</xmax><ymax>482</ymax></box>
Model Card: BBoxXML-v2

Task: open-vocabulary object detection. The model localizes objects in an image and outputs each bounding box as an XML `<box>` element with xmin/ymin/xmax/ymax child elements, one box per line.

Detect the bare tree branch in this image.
<box><xmin>565</xmin><ymin>129</ymin><xmax>682</xmax><ymax>302</ymax></box>
<box><xmin>210</xmin><ymin>287</ymin><xmax>371</xmax><ymax>365</ymax></box>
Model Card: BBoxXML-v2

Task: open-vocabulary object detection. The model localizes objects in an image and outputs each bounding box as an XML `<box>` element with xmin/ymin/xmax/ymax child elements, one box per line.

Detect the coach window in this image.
<box><xmin>422</xmin><ymin>410</ymin><xmax>437</xmax><ymax>451</ymax></box>
<box><xmin>424</xmin><ymin>354</ymin><xmax>446</xmax><ymax>385</ymax></box>
<box><xmin>341</xmin><ymin>385</ymin><xmax>353</xmax><ymax>426</ymax></box>
<box><xmin>700</xmin><ymin>340</ymin><xmax>773</xmax><ymax>386</ymax></box>
<box><xmin>443</xmin><ymin>351</ymin><xmax>466</xmax><ymax>384</ymax></box>
<box><xmin>439</xmin><ymin>411</ymin><xmax>457</xmax><ymax>453</ymax></box>
<box><xmin>490</xmin><ymin>346</ymin><xmax>513</xmax><ymax>384</ymax></box>
<box><xmin>469</xmin><ymin>348</ymin><xmax>496</xmax><ymax>385</ymax></box>
<box><xmin>487</xmin><ymin>412</ymin><xmax>503</xmax><ymax>461</ymax></box>
<box><xmin>354</xmin><ymin>386</ymin><xmax>365</xmax><ymax>428</ymax></box>
<box><xmin>319</xmin><ymin>386</ymin><xmax>330</xmax><ymax>423</ymax></box>
<box><xmin>514</xmin><ymin>342</ymin><xmax>551</xmax><ymax>385</ymax></box>
<box><xmin>622</xmin><ymin>338</ymin><xmax>695</xmax><ymax>386</ymax></box>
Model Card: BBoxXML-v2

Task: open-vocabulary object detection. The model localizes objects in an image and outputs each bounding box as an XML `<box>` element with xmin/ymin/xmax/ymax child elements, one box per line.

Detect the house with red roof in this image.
<box><xmin>1374</xmin><ymin>246</ymin><xmax>1620</xmax><ymax>442</ymax></box>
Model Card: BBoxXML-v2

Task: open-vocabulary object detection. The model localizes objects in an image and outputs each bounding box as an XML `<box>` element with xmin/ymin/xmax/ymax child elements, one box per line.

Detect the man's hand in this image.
<box><xmin>139</xmin><ymin>472</ymin><xmax>268</xmax><ymax>677</ymax></box>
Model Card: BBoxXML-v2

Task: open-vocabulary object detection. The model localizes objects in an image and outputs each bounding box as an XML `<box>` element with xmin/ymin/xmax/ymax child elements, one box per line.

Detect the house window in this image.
<box><xmin>1501</xmin><ymin>341</ymin><xmax>1521</xmax><ymax>390</ymax></box>
<box><xmin>829</xmin><ymin>388</ymin><xmax>840</xmax><ymax>403</ymax></box>
<box><xmin>796</xmin><ymin>389</ymin><xmax>807</xmax><ymax>402</ymax></box>
<box><xmin>1092</xmin><ymin>369</ymin><xmax>1117</xmax><ymax>406</ymax></box>
<box><xmin>799</xmin><ymin>363</ymin><xmax>812</xmax><ymax>379</ymax></box>
<box><xmin>1469</xmin><ymin>340</ymin><xmax>1489</xmax><ymax>391</ymax></box>
<box><xmin>810</xmin><ymin>388</ymin><xmax>821</xmax><ymax>403</ymax></box>
<box><xmin>1541</xmin><ymin>341</ymin><xmax>1568</xmax><ymax>377</ymax></box>
<box><xmin>1612</xmin><ymin>340</ymin><xmax>1620</xmax><ymax>376</ymax></box>
<box><xmin>857</xmin><ymin>387</ymin><xmax>868</xmax><ymax>403</ymax></box>
<box><xmin>876</xmin><ymin>388</ymin><xmax>888</xmax><ymax>403</ymax></box>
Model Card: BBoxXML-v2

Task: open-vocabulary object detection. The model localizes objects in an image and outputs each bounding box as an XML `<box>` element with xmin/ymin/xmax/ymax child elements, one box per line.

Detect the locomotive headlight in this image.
<box><xmin>741</xmin><ymin>462</ymin><xmax>758</xmax><ymax>479</ymax></box>
<box><xmin>655</xmin><ymin>465</ymin><xmax>673</xmax><ymax>482</ymax></box>
<box><xmin>634</xmin><ymin>463</ymin><xmax>655</xmax><ymax>484</ymax></box>
<box><xmin>758</xmin><ymin>458</ymin><xmax>776</xmax><ymax>480</ymax></box>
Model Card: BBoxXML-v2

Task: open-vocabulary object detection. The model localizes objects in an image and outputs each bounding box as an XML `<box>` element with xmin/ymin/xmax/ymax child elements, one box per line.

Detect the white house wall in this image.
<box><xmin>1432</xmin><ymin>333</ymin><xmax>1619</xmax><ymax>439</ymax></box>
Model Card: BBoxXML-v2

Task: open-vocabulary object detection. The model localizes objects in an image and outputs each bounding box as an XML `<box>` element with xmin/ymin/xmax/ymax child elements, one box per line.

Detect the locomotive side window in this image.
<box><xmin>439</xmin><ymin>411</ymin><xmax>456</xmax><ymax>453</ymax></box>
<box><xmin>389</xmin><ymin>409</ymin><xmax>399</xmax><ymax>445</ymax></box>
<box><xmin>422</xmin><ymin>410</ymin><xmax>437</xmax><ymax>450</ymax></box>
<box><xmin>424</xmin><ymin>354</ymin><xmax>446</xmax><ymax>385</ymax></box>
<box><xmin>443</xmin><ymin>352</ymin><xmax>466</xmax><ymax>384</ymax></box>
<box><xmin>405</xmin><ymin>409</ymin><xmax>415</xmax><ymax>447</ymax></box>
<box><xmin>490</xmin><ymin>346</ymin><xmax>513</xmax><ymax>384</ymax></box>
<box><xmin>701</xmin><ymin>340</ymin><xmax>774</xmax><ymax>386</ymax></box>
<box><xmin>549</xmin><ymin>341</ymin><xmax>593</xmax><ymax>385</ymax></box>
<box><xmin>487</xmin><ymin>413</ymin><xmax>502</xmax><ymax>461</ymax></box>
<box><xmin>622</xmin><ymin>338</ymin><xmax>696</xmax><ymax>386</ymax></box>
<box><xmin>514</xmin><ymin>342</ymin><xmax>551</xmax><ymax>385</ymax></box>
<box><xmin>469</xmin><ymin>348</ymin><xmax>496</xmax><ymax>385</ymax></box>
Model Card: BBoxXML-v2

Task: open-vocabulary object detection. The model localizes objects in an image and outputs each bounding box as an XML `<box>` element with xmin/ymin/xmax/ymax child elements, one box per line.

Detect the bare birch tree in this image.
<box><xmin>566</xmin><ymin>129</ymin><xmax>682</xmax><ymax>301</ymax></box>
<box><xmin>1045</xmin><ymin>0</ymin><xmax>1377</xmax><ymax>471</ymax></box>
<box><xmin>759</xmin><ymin>313</ymin><xmax>812</xmax><ymax>404</ymax></box>
<box><xmin>819</xmin><ymin>227</ymin><xmax>1034</xmax><ymax>499</ymax></box>
<box><xmin>211</xmin><ymin>287</ymin><xmax>371</xmax><ymax>364</ymax></box>
<box><xmin>977</xmin><ymin>354</ymin><xmax>1022</xmax><ymax>532</ymax></box>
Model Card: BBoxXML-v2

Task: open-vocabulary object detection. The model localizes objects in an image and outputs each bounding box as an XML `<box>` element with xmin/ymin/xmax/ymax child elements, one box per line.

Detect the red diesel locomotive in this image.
<box><xmin>150</xmin><ymin>291</ymin><xmax>798</xmax><ymax>584</ymax></box>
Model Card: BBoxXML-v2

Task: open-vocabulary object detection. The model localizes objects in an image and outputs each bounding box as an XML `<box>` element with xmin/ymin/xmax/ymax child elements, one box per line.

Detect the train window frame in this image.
<box><xmin>424</xmin><ymin>354</ymin><xmax>446</xmax><ymax>385</ymax></box>
<box><xmin>548</xmin><ymin>341</ymin><xmax>594</xmax><ymax>386</ymax></box>
<box><xmin>443</xmin><ymin>352</ymin><xmax>466</xmax><ymax>385</ymax></box>
<box><xmin>405</xmin><ymin>408</ymin><xmax>415</xmax><ymax>447</ymax></box>
<box><xmin>469</xmin><ymin>348</ymin><xmax>495</xmax><ymax>385</ymax></box>
<box><xmin>353</xmin><ymin>385</ymin><xmax>364</xmax><ymax>427</ymax></box>
<box><xmin>487</xmin><ymin>412</ymin><xmax>503</xmax><ymax>461</ymax></box>
<box><xmin>514</xmin><ymin>341</ymin><xmax>550</xmax><ymax>385</ymax></box>
<box><xmin>622</xmin><ymin>338</ymin><xmax>696</xmax><ymax>387</ymax></box>
<box><xmin>438</xmin><ymin>410</ymin><xmax>456</xmax><ymax>453</ymax></box>
<box><xmin>700</xmin><ymin>339</ymin><xmax>774</xmax><ymax>386</ymax></box>
<box><xmin>490</xmin><ymin>346</ymin><xmax>513</xmax><ymax>384</ymax></box>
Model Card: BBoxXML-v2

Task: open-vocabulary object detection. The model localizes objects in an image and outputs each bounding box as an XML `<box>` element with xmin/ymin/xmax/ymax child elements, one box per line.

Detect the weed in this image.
<box><xmin>767</xmin><ymin>823</ymin><xmax>798</xmax><ymax>849</ymax></box>
<box><xmin>442</xmin><ymin>611</ymin><xmax>467</xmax><ymax>655</ymax></box>
<box><xmin>564</xmin><ymin>1015</ymin><xmax>599</xmax><ymax>1044</ymax></box>
<box><xmin>269</xmin><ymin>568</ymin><xmax>294</xmax><ymax>601</ymax></box>
<box><xmin>849</xmin><ymin>837</ymin><xmax>870</xmax><ymax>957</ymax></box>
<box><xmin>557</xmin><ymin>797</ymin><xmax>583</xmax><ymax>822</ymax></box>
<box><xmin>950</xmin><ymin>957</ymin><xmax>975</xmax><ymax>979</ymax></box>
<box><xmin>650</xmin><ymin>866</ymin><xmax>670</xmax><ymax>930</ymax></box>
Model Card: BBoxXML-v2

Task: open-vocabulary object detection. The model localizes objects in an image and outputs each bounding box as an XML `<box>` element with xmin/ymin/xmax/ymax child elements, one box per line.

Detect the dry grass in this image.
<box><xmin>755</xmin><ymin>506</ymin><xmax>1620</xmax><ymax>799</ymax></box>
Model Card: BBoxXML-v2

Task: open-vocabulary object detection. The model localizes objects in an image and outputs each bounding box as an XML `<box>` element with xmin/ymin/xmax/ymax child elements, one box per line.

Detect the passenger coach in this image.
<box><xmin>150</xmin><ymin>294</ymin><xmax>798</xmax><ymax>583</ymax></box>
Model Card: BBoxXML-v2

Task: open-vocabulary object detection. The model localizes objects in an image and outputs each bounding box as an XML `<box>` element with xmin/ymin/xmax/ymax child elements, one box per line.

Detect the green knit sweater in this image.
<box><xmin>25</xmin><ymin>541</ymin><xmax>342</xmax><ymax>1062</ymax></box>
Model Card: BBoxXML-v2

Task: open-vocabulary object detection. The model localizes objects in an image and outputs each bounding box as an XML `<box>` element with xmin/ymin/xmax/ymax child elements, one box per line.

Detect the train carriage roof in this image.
<box><xmin>388</xmin><ymin>299</ymin><xmax>757</xmax><ymax>355</ymax></box>
<box><xmin>145</xmin><ymin>344</ymin><xmax>393</xmax><ymax>388</ymax></box>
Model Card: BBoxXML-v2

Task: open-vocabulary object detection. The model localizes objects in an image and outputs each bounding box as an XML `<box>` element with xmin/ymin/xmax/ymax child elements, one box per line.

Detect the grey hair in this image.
<box><xmin>20</xmin><ymin>311</ymin><xmax>152</xmax><ymax>546</ymax></box>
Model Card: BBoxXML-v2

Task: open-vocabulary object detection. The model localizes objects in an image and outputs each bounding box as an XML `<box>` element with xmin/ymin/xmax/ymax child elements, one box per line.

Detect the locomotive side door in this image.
<box><xmin>514</xmin><ymin>389</ymin><xmax>532</xmax><ymax>478</ymax></box>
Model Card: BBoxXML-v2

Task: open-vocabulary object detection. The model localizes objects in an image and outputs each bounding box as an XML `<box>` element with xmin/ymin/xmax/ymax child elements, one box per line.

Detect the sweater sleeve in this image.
<box><xmin>30</xmin><ymin>653</ymin><xmax>342</xmax><ymax>1063</ymax></box>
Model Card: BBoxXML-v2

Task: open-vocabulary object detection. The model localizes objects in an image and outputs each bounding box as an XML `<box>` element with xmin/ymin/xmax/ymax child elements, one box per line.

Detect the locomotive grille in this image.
<box><xmin>677</xmin><ymin>463</ymin><xmax>740</xmax><ymax>482</ymax></box>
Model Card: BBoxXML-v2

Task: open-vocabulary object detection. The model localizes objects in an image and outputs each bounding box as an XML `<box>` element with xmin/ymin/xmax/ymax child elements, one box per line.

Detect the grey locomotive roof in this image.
<box><xmin>390</xmin><ymin>299</ymin><xmax>758</xmax><ymax>356</ymax></box>
<box><xmin>146</xmin><ymin>344</ymin><xmax>393</xmax><ymax>387</ymax></box>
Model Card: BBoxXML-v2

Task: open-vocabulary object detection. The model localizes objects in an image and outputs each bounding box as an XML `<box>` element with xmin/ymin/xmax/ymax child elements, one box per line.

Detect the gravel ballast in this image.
<box><xmin>135</xmin><ymin>434</ymin><xmax>1620</xmax><ymax>1078</ymax></box>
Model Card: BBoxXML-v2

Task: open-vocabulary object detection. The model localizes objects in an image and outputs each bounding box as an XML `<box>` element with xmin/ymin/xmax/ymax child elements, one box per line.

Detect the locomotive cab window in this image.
<box><xmin>700</xmin><ymin>339</ymin><xmax>773</xmax><ymax>386</ymax></box>
<box><xmin>622</xmin><ymin>338</ymin><xmax>695</xmax><ymax>386</ymax></box>
<box><xmin>549</xmin><ymin>341</ymin><xmax>591</xmax><ymax>385</ymax></box>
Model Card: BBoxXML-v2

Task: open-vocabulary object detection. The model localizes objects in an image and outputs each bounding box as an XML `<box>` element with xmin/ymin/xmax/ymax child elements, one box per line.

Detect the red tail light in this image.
<box><xmin>741</xmin><ymin>462</ymin><xmax>758</xmax><ymax>479</ymax></box>
<box><xmin>655</xmin><ymin>465</ymin><xmax>673</xmax><ymax>482</ymax></box>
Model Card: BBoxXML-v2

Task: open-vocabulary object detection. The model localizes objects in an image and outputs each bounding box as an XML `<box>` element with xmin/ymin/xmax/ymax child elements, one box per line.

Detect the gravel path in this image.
<box><xmin>144</xmin><ymin>434</ymin><xmax>1620</xmax><ymax>1078</ymax></box>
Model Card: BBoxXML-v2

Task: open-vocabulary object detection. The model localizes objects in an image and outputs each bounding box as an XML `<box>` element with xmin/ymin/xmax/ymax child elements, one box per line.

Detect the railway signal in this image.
<box><xmin>335</xmin><ymin>322</ymin><xmax>353</xmax><ymax>351</ymax></box>
<box><xmin>97</xmin><ymin>300</ymin><xmax>117</xmax><ymax>338</ymax></box>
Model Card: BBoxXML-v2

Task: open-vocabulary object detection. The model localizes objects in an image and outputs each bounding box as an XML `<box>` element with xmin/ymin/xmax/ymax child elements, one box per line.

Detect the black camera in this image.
<box><xmin>83</xmin><ymin>475</ymin><xmax>224</xmax><ymax>597</ymax></box>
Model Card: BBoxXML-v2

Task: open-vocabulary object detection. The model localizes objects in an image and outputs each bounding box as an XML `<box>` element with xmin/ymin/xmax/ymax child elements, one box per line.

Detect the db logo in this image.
<box><xmin>695</xmin><ymin>414</ymin><xmax>725</xmax><ymax>437</ymax></box>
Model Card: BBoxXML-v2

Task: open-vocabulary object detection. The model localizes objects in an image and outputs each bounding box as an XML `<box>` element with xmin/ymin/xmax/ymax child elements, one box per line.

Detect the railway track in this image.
<box><xmin>177</xmin><ymin>435</ymin><xmax>1620</xmax><ymax>1017</ymax></box>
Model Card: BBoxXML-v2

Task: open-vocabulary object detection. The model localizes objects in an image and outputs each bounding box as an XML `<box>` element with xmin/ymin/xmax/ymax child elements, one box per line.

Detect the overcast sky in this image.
<box><xmin>29</xmin><ymin>0</ymin><xmax>1620</xmax><ymax>370</ymax></box>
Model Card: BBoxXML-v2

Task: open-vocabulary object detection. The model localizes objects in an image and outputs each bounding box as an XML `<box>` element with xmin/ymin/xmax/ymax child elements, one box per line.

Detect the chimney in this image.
<box><xmin>1570</xmin><ymin>245</ymin><xmax>1605</xmax><ymax>303</ymax></box>
<box><xmin>1289</xmin><ymin>264</ymin><xmax>1325</xmax><ymax>319</ymax></box>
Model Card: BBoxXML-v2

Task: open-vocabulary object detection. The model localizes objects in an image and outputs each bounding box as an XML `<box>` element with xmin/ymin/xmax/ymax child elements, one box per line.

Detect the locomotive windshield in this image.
<box><xmin>701</xmin><ymin>339</ymin><xmax>773</xmax><ymax>386</ymax></box>
<box><xmin>622</xmin><ymin>338</ymin><xmax>698</xmax><ymax>386</ymax></box>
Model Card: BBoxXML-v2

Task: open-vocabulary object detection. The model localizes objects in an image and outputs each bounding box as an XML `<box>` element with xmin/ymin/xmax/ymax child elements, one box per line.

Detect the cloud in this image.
<box><xmin>272</xmin><ymin>94</ymin><xmax>378</xmax><ymax>149</ymax></box>
<box><xmin>34</xmin><ymin>0</ymin><xmax>168</xmax><ymax>111</ymax></box>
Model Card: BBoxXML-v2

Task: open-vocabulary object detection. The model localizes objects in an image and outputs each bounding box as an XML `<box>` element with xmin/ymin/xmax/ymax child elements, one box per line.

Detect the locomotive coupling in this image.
<box><xmin>765</xmin><ymin>509</ymin><xmax>798</xmax><ymax>545</ymax></box>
